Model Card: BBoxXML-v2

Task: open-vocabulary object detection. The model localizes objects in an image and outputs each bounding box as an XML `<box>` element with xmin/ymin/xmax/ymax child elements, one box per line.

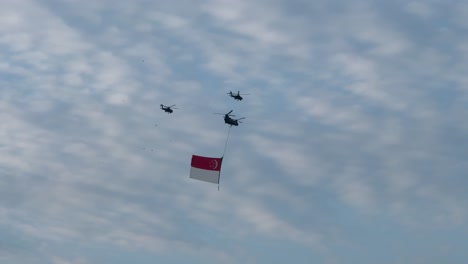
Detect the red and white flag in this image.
<box><xmin>190</xmin><ymin>155</ymin><xmax>223</xmax><ymax>184</ymax></box>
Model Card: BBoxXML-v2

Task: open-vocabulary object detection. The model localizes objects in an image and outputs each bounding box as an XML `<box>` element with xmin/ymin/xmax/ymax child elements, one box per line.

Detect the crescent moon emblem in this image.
<box><xmin>210</xmin><ymin>159</ymin><xmax>218</xmax><ymax>170</ymax></box>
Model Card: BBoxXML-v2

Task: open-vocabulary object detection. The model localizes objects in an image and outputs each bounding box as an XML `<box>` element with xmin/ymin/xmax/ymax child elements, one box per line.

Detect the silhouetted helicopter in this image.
<box><xmin>214</xmin><ymin>110</ymin><xmax>245</xmax><ymax>126</ymax></box>
<box><xmin>227</xmin><ymin>91</ymin><xmax>249</xmax><ymax>101</ymax></box>
<box><xmin>160</xmin><ymin>104</ymin><xmax>177</xmax><ymax>113</ymax></box>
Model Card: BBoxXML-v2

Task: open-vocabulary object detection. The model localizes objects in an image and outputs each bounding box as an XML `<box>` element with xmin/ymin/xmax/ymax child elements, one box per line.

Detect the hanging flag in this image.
<box><xmin>190</xmin><ymin>155</ymin><xmax>223</xmax><ymax>184</ymax></box>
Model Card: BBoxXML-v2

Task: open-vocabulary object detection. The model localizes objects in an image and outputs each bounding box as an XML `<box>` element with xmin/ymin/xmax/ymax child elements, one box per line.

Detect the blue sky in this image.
<box><xmin>1</xmin><ymin>0</ymin><xmax>467</xmax><ymax>263</ymax></box>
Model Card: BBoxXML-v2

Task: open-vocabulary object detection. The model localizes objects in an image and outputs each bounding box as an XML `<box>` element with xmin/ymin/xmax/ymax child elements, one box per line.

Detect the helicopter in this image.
<box><xmin>227</xmin><ymin>91</ymin><xmax>249</xmax><ymax>101</ymax></box>
<box><xmin>214</xmin><ymin>110</ymin><xmax>245</xmax><ymax>126</ymax></box>
<box><xmin>160</xmin><ymin>104</ymin><xmax>177</xmax><ymax>113</ymax></box>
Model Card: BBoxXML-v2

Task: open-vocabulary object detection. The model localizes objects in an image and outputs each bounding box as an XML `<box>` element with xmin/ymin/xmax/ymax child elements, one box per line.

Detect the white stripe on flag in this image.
<box><xmin>190</xmin><ymin>167</ymin><xmax>220</xmax><ymax>184</ymax></box>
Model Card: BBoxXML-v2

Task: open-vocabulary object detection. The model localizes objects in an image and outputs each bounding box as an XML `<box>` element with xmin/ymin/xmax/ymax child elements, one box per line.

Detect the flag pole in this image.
<box><xmin>222</xmin><ymin>125</ymin><xmax>232</xmax><ymax>157</ymax></box>
<box><xmin>219</xmin><ymin>126</ymin><xmax>232</xmax><ymax>191</ymax></box>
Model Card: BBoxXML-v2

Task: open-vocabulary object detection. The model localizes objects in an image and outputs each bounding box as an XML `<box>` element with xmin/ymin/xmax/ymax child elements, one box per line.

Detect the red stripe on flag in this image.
<box><xmin>191</xmin><ymin>155</ymin><xmax>222</xmax><ymax>171</ymax></box>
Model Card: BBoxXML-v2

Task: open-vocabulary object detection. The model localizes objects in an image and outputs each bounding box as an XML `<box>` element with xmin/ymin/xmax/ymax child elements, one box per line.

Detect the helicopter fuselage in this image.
<box><xmin>224</xmin><ymin>115</ymin><xmax>239</xmax><ymax>126</ymax></box>
<box><xmin>228</xmin><ymin>92</ymin><xmax>243</xmax><ymax>101</ymax></box>
<box><xmin>160</xmin><ymin>104</ymin><xmax>175</xmax><ymax>113</ymax></box>
<box><xmin>161</xmin><ymin>107</ymin><xmax>173</xmax><ymax>113</ymax></box>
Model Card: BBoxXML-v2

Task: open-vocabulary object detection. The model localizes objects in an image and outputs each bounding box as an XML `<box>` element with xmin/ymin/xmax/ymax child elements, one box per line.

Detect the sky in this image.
<box><xmin>1</xmin><ymin>0</ymin><xmax>467</xmax><ymax>263</ymax></box>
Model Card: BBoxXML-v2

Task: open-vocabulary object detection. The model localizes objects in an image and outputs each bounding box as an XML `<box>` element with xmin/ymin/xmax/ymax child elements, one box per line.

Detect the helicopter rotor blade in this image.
<box><xmin>227</xmin><ymin>110</ymin><xmax>233</xmax><ymax>115</ymax></box>
<box><xmin>236</xmin><ymin>117</ymin><xmax>246</xmax><ymax>120</ymax></box>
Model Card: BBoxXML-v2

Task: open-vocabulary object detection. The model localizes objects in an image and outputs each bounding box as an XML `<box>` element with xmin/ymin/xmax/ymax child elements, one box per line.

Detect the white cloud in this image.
<box><xmin>0</xmin><ymin>0</ymin><xmax>467</xmax><ymax>263</ymax></box>
<box><xmin>334</xmin><ymin>168</ymin><xmax>376</xmax><ymax>211</ymax></box>
<box><xmin>52</xmin><ymin>257</ymin><xmax>89</xmax><ymax>264</ymax></box>
<box><xmin>406</xmin><ymin>1</ymin><xmax>434</xmax><ymax>18</ymax></box>
<box><xmin>236</xmin><ymin>202</ymin><xmax>322</xmax><ymax>247</ymax></box>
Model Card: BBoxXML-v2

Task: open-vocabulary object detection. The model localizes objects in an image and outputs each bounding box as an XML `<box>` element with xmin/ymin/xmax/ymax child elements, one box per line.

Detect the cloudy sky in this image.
<box><xmin>1</xmin><ymin>0</ymin><xmax>468</xmax><ymax>263</ymax></box>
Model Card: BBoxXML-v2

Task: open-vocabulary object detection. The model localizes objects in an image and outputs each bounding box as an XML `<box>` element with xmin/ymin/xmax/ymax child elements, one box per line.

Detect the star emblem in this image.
<box><xmin>209</xmin><ymin>159</ymin><xmax>218</xmax><ymax>169</ymax></box>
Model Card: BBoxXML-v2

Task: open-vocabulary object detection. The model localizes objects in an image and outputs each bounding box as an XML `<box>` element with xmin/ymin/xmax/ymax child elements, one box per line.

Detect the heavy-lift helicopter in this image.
<box><xmin>160</xmin><ymin>104</ymin><xmax>177</xmax><ymax>113</ymax></box>
<box><xmin>227</xmin><ymin>91</ymin><xmax>249</xmax><ymax>101</ymax></box>
<box><xmin>214</xmin><ymin>110</ymin><xmax>245</xmax><ymax>126</ymax></box>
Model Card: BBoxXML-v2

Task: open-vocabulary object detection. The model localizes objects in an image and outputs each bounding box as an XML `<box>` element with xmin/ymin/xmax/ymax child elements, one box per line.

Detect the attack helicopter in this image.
<box><xmin>227</xmin><ymin>91</ymin><xmax>249</xmax><ymax>101</ymax></box>
<box><xmin>160</xmin><ymin>104</ymin><xmax>177</xmax><ymax>113</ymax></box>
<box><xmin>214</xmin><ymin>110</ymin><xmax>245</xmax><ymax>126</ymax></box>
